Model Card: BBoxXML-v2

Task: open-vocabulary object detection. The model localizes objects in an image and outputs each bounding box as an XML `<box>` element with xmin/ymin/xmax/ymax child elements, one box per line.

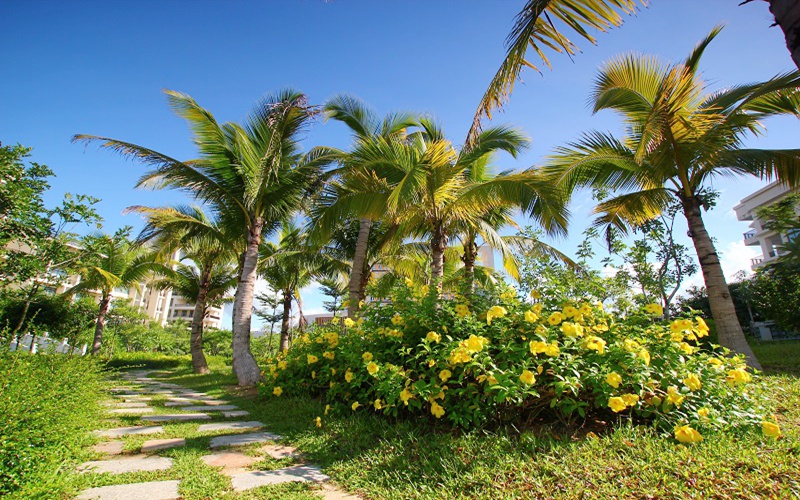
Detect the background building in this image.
<box><xmin>734</xmin><ymin>181</ymin><xmax>798</xmax><ymax>270</ymax></box>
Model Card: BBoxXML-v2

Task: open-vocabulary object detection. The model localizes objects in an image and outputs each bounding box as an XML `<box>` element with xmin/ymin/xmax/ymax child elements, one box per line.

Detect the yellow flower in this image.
<box><xmin>762</xmin><ymin>421</ymin><xmax>782</xmax><ymax>438</ymax></box>
<box><xmin>547</xmin><ymin>312</ymin><xmax>564</xmax><ymax>326</ymax></box>
<box><xmin>530</xmin><ymin>290</ymin><xmax>542</xmax><ymax>299</ymax></box>
<box><xmin>621</xmin><ymin>393</ymin><xmax>639</xmax><ymax>407</ymax></box>
<box><xmin>391</xmin><ymin>314</ymin><xmax>404</xmax><ymax>325</ymax></box>
<box><xmin>331</xmin><ymin>317</ymin><xmax>340</xmax><ymax>325</ymax></box>
<box><xmin>277</xmin><ymin>361</ymin><xmax>288</xmax><ymax>370</ymax></box>
<box><xmin>537</xmin><ymin>365</ymin><xmax>544</xmax><ymax>374</ymax></box>
<box><xmin>486</xmin><ymin>305</ymin><xmax>508</xmax><ymax>325</ymax></box>
<box><xmin>351</xmin><ymin>401</ymin><xmax>361</xmax><ymax>411</ymax></box>
<box><xmin>428</xmin><ymin>359</ymin><xmax>436</xmax><ymax>367</ymax></box>
<box><xmin>726</xmin><ymin>368</ymin><xmax>751</xmax><ymax>386</ymax></box>
<box><xmin>374</xmin><ymin>399</ymin><xmax>383</xmax><ymax>410</ymax></box>
<box><xmin>307</xmin><ymin>354</ymin><xmax>319</xmax><ymax>364</ymax></box>
<box><xmin>683</xmin><ymin>373</ymin><xmax>702</xmax><ymax>392</ymax></box>
<box><xmin>562</xmin><ymin>305</ymin><xmax>579</xmax><ymax>318</ymax></box>
<box><xmin>311</xmin><ymin>371</ymin><xmax>316</xmax><ymax>379</ymax></box>
<box><xmin>464</xmin><ymin>334</ymin><xmax>489</xmax><ymax>353</ymax></box>
<box><xmin>315</xmin><ymin>416</ymin><xmax>322</xmax><ymax>428</ymax></box>
<box><xmin>343</xmin><ymin>318</ymin><xmax>356</xmax><ymax>328</ymax></box>
<box><xmin>324</xmin><ymin>404</ymin><xmax>331</xmax><ymax>415</ymax></box>
<box><xmin>420</xmin><ymin>285</ymin><xmax>430</xmax><ymax>295</ymax></box>
<box><xmin>500</xmin><ymin>290</ymin><xmax>516</xmax><ymax>300</ymax></box>
<box><xmin>430</xmin><ymin>401</ymin><xmax>446</xmax><ymax>418</ymax></box>
<box><xmin>561</xmin><ymin>322</ymin><xmax>584</xmax><ymax>337</ymax></box>
<box><xmin>519</xmin><ymin>370</ymin><xmax>536</xmax><ymax>385</ymax></box>
<box><xmin>404</xmin><ymin>278</ymin><xmax>413</xmax><ymax>286</ymax></box>
<box><xmin>707</xmin><ymin>358</ymin><xmax>724</xmax><ymax>371</ymax></box>
<box><xmin>579</xmin><ymin>303</ymin><xmax>593</xmax><ymax>316</ymax></box>
<box><xmin>323</xmin><ymin>351</ymin><xmax>335</xmax><ymax>360</ymax></box>
<box><xmin>644</xmin><ymin>303</ymin><xmax>664</xmax><ymax>316</ymax></box>
<box><xmin>638</xmin><ymin>349</ymin><xmax>651</xmax><ymax>366</ymax></box>
<box><xmin>366</xmin><ymin>362</ymin><xmax>380</xmax><ymax>376</ymax></box>
<box><xmin>426</xmin><ymin>331</ymin><xmax>441</xmax><ymax>343</ymax></box>
<box><xmin>666</xmin><ymin>386</ymin><xmax>685</xmax><ymax>407</ymax></box>
<box><xmin>399</xmin><ymin>388</ymin><xmax>414</xmax><ymax>405</ymax></box>
<box><xmin>345</xmin><ymin>370</ymin><xmax>354</xmax><ymax>383</ymax></box>
<box><xmin>670</xmin><ymin>332</ymin><xmax>684</xmax><ymax>342</ymax></box>
<box><xmin>583</xmin><ymin>335</ymin><xmax>606</xmax><ymax>354</ymax></box>
<box><xmin>362</xmin><ymin>352</ymin><xmax>373</xmax><ymax>362</ymax></box>
<box><xmin>529</xmin><ymin>340</ymin><xmax>547</xmax><ymax>355</ymax></box>
<box><xmin>674</xmin><ymin>425</ymin><xmax>703</xmax><ymax>444</ymax></box>
<box><xmin>531</xmin><ymin>303</ymin><xmax>544</xmax><ymax>314</ymax></box>
<box><xmin>608</xmin><ymin>396</ymin><xmax>627</xmax><ymax>413</ymax></box>
<box><xmin>606</xmin><ymin>372</ymin><xmax>622</xmax><ymax>389</ymax></box>
<box><xmin>697</xmin><ymin>408</ymin><xmax>710</xmax><ymax>419</ymax></box>
<box><xmin>695</xmin><ymin>317</ymin><xmax>710</xmax><ymax>337</ymax></box>
<box><xmin>670</xmin><ymin>318</ymin><xmax>693</xmax><ymax>333</ymax></box>
<box><xmin>439</xmin><ymin>369</ymin><xmax>452</xmax><ymax>382</ymax></box>
<box><xmin>623</xmin><ymin>339</ymin><xmax>641</xmax><ymax>352</ymax></box>
<box><xmin>535</xmin><ymin>325</ymin><xmax>548</xmax><ymax>336</ymax></box>
<box><xmin>678</xmin><ymin>342</ymin><xmax>695</xmax><ymax>355</ymax></box>
<box><xmin>544</xmin><ymin>342</ymin><xmax>560</xmax><ymax>357</ymax></box>
<box><xmin>449</xmin><ymin>346</ymin><xmax>473</xmax><ymax>364</ymax></box>
<box><xmin>454</xmin><ymin>304</ymin><xmax>470</xmax><ymax>317</ymax></box>
<box><xmin>273</xmin><ymin>386</ymin><xmax>283</xmax><ymax>397</ymax></box>
<box><xmin>524</xmin><ymin>310</ymin><xmax>539</xmax><ymax>323</ymax></box>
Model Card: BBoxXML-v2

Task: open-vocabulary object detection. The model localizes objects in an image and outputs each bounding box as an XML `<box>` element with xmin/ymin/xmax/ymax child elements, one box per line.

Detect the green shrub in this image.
<box><xmin>261</xmin><ymin>283</ymin><xmax>778</xmax><ymax>442</ymax></box>
<box><xmin>0</xmin><ymin>352</ymin><xmax>104</xmax><ymax>497</ymax></box>
<box><xmin>105</xmin><ymin>352</ymin><xmax>191</xmax><ymax>370</ymax></box>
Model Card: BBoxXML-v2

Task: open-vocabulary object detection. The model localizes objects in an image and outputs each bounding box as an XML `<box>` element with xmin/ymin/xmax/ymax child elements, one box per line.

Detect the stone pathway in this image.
<box><xmin>77</xmin><ymin>369</ymin><xmax>356</xmax><ymax>499</ymax></box>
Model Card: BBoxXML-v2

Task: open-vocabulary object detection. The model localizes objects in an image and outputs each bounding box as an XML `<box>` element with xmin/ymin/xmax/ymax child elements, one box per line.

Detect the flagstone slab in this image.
<box><xmin>113</xmin><ymin>402</ymin><xmax>150</xmax><ymax>408</ymax></box>
<box><xmin>197</xmin><ymin>399</ymin><xmax>229</xmax><ymax>405</ymax></box>
<box><xmin>179</xmin><ymin>404</ymin><xmax>239</xmax><ymax>412</ymax></box>
<box><xmin>262</xmin><ymin>444</ymin><xmax>299</xmax><ymax>460</ymax></box>
<box><xmin>142</xmin><ymin>413</ymin><xmax>211</xmax><ymax>422</ymax></box>
<box><xmin>92</xmin><ymin>441</ymin><xmax>125</xmax><ymax>455</ymax></box>
<box><xmin>141</xmin><ymin>438</ymin><xmax>186</xmax><ymax>452</ymax></box>
<box><xmin>78</xmin><ymin>455</ymin><xmax>173</xmax><ymax>474</ymax></box>
<box><xmin>76</xmin><ymin>480</ymin><xmax>180</xmax><ymax>500</ymax></box>
<box><xmin>209</xmin><ymin>431</ymin><xmax>281</xmax><ymax>449</ymax></box>
<box><xmin>230</xmin><ymin>465</ymin><xmax>329</xmax><ymax>491</ymax></box>
<box><xmin>200</xmin><ymin>451</ymin><xmax>258</xmax><ymax>474</ymax></box>
<box><xmin>96</xmin><ymin>425</ymin><xmax>164</xmax><ymax>438</ymax></box>
<box><xmin>109</xmin><ymin>407</ymin><xmax>154</xmax><ymax>415</ymax></box>
<box><xmin>198</xmin><ymin>421</ymin><xmax>264</xmax><ymax>433</ymax></box>
<box><xmin>223</xmin><ymin>410</ymin><xmax>250</xmax><ymax>418</ymax></box>
<box><xmin>177</xmin><ymin>391</ymin><xmax>208</xmax><ymax>398</ymax></box>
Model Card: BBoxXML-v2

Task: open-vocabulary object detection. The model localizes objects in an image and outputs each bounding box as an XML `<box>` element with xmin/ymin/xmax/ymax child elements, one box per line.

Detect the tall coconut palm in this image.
<box><xmin>129</xmin><ymin>204</ymin><xmax>237</xmax><ymax>374</ymax></box>
<box><xmin>543</xmin><ymin>28</ymin><xmax>800</xmax><ymax>368</ymax></box>
<box><xmin>314</xmin><ymin>94</ymin><xmax>416</xmax><ymax>317</ymax></box>
<box><xmin>74</xmin><ymin>89</ymin><xmax>331</xmax><ymax>385</ymax></box>
<box><xmin>65</xmin><ymin>229</ymin><xmax>169</xmax><ymax>355</ymax></box>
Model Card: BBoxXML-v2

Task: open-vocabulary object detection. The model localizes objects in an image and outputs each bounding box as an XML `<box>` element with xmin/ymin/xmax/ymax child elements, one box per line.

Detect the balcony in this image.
<box><xmin>743</xmin><ymin>229</ymin><xmax>757</xmax><ymax>240</ymax></box>
<box><xmin>751</xmin><ymin>255</ymin><xmax>764</xmax><ymax>266</ymax></box>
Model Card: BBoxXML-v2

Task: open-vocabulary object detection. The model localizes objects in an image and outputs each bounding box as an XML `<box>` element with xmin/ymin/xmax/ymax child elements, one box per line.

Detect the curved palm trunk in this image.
<box><xmin>681</xmin><ymin>196</ymin><xmax>761</xmax><ymax>369</ymax></box>
<box><xmin>462</xmin><ymin>233</ymin><xmax>477</xmax><ymax>296</ymax></box>
<box><xmin>190</xmin><ymin>265</ymin><xmax>212</xmax><ymax>375</ymax></box>
<box><xmin>348</xmin><ymin>218</ymin><xmax>372</xmax><ymax>318</ymax></box>
<box><xmin>279</xmin><ymin>291</ymin><xmax>292</xmax><ymax>351</ymax></box>
<box><xmin>431</xmin><ymin>224</ymin><xmax>448</xmax><ymax>288</ymax></box>
<box><xmin>231</xmin><ymin>220</ymin><xmax>263</xmax><ymax>386</ymax></box>
<box><xmin>769</xmin><ymin>0</ymin><xmax>800</xmax><ymax>69</ymax></box>
<box><xmin>90</xmin><ymin>292</ymin><xmax>111</xmax><ymax>355</ymax></box>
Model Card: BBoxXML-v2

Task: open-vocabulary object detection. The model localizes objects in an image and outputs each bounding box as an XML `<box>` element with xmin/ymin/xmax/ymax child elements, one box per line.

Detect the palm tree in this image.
<box><xmin>313</xmin><ymin>94</ymin><xmax>416</xmax><ymax>317</ymax></box>
<box><xmin>130</xmin><ymin>204</ymin><xmax>237</xmax><ymax>374</ymax></box>
<box><xmin>65</xmin><ymin>229</ymin><xmax>168</xmax><ymax>355</ymax></box>
<box><xmin>543</xmin><ymin>28</ymin><xmax>800</xmax><ymax>368</ymax></box>
<box><xmin>74</xmin><ymin>89</ymin><xmax>330</xmax><ymax>386</ymax></box>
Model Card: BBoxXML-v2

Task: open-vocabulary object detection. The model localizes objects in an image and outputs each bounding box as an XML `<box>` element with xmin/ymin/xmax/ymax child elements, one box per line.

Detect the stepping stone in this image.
<box><xmin>200</xmin><ymin>451</ymin><xmax>258</xmax><ymax>474</ymax></box>
<box><xmin>114</xmin><ymin>402</ymin><xmax>149</xmax><ymax>408</ymax></box>
<box><xmin>92</xmin><ymin>441</ymin><xmax>124</xmax><ymax>456</ymax></box>
<box><xmin>198</xmin><ymin>399</ymin><xmax>229</xmax><ymax>406</ymax></box>
<box><xmin>179</xmin><ymin>405</ymin><xmax>239</xmax><ymax>412</ymax></box>
<box><xmin>78</xmin><ymin>455</ymin><xmax>172</xmax><ymax>474</ymax></box>
<box><xmin>198</xmin><ymin>421</ymin><xmax>264</xmax><ymax>433</ymax></box>
<box><xmin>209</xmin><ymin>431</ymin><xmax>281</xmax><ymax>449</ymax></box>
<box><xmin>96</xmin><ymin>426</ymin><xmax>164</xmax><ymax>438</ymax></box>
<box><xmin>262</xmin><ymin>444</ymin><xmax>299</xmax><ymax>460</ymax></box>
<box><xmin>141</xmin><ymin>438</ymin><xmax>185</xmax><ymax>453</ymax></box>
<box><xmin>76</xmin><ymin>480</ymin><xmax>180</xmax><ymax>500</ymax></box>
<box><xmin>109</xmin><ymin>407</ymin><xmax>154</xmax><ymax>415</ymax></box>
<box><xmin>142</xmin><ymin>413</ymin><xmax>211</xmax><ymax>422</ymax></box>
<box><xmin>178</xmin><ymin>392</ymin><xmax>207</xmax><ymax>398</ymax></box>
<box><xmin>223</xmin><ymin>410</ymin><xmax>250</xmax><ymax>418</ymax></box>
<box><xmin>230</xmin><ymin>465</ymin><xmax>329</xmax><ymax>491</ymax></box>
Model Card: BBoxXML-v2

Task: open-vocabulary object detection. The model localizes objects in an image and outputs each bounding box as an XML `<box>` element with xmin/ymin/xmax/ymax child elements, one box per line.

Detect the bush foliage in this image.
<box><xmin>0</xmin><ymin>352</ymin><xmax>105</xmax><ymax>497</ymax></box>
<box><xmin>261</xmin><ymin>283</ymin><xmax>778</xmax><ymax>441</ymax></box>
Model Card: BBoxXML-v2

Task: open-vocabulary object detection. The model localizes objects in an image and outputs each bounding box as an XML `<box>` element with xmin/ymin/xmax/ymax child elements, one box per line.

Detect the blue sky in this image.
<box><xmin>2</xmin><ymin>1</ymin><xmax>797</xmax><ymax>327</ymax></box>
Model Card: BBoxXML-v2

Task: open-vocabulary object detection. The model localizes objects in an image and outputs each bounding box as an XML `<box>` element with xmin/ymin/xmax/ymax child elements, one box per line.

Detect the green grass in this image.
<box><xmin>148</xmin><ymin>343</ymin><xmax>800</xmax><ymax>500</ymax></box>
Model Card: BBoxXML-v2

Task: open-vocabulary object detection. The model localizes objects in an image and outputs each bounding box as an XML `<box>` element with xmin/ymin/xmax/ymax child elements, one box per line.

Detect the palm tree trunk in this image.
<box><xmin>462</xmin><ymin>233</ymin><xmax>477</xmax><ymax>295</ymax></box>
<box><xmin>91</xmin><ymin>292</ymin><xmax>111</xmax><ymax>355</ymax></box>
<box><xmin>279</xmin><ymin>291</ymin><xmax>292</xmax><ymax>351</ymax></box>
<box><xmin>769</xmin><ymin>0</ymin><xmax>800</xmax><ymax>69</ymax></box>
<box><xmin>231</xmin><ymin>220</ymin><xmax>263</xmax><ymax>386</ymax></box>
<box><xmin>681</xmin><ymin>196</ymin><xmax>761</xmax><ymax>369</ymax></box>
<box><xmin>348</xmin><ymin>218</ymin><xmax>372</xmax><ymax>318</ymax></box>
<box><xmin>431</xmin><ymin>224</ymin><xmax>447</xmax><ymax>286</ymax></box>
<box><xmin>190</xmin><ymin>265</ymin><xmax>212</xmax><ymax>375</ymax></box>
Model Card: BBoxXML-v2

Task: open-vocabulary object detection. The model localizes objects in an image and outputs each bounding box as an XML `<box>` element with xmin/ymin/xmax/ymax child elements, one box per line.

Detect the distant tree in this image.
<box><xmin>319</xmin><ymin>277</ymin><xmax>348</xmax><ymax>317</ymax></box>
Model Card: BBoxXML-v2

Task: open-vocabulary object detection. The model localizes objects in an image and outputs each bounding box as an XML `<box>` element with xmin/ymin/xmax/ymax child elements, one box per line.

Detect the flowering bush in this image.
<box><xmin>259</xmin><ymin>284</ymin><xmax>779</xmax><ymax>441</ymax></box>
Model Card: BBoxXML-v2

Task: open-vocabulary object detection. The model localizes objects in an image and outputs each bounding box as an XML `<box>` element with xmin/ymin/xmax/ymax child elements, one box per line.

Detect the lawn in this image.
<box><xmin>143</xmin><ymin>341</ymin><xmax>800</xmax><ymax>499</ymax></box>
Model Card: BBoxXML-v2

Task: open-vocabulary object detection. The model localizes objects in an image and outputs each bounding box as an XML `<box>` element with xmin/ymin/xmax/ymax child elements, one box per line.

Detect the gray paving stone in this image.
<box><xmin>109</xmin><ymin>407</ymin><xmax>154</xmax><ymax>415</ymax></box>
<box><xmin>142</xmin><ymin>413</ymin><xmax>211</xmax><ymax>422</ymax></box>
<box><xmin>95</xmin><ymin>425</ymin><xmax>164</xmax><ymax>438</ymax></box>
<box><xmin>198</xmin><ymin>399</ymin><xmax>229</xmax><ymax>406</ymax></box>
<box><xmin>178</xmin><ymin>391</ymin><xmax>207</xmax><ymax>398</ymax></box>
<box><xmin>200</xmin><ymin>451</ymin><xmax>258</xmax><ymax>474</ymax></box>
<box><xmin>141</xmin><ymin>438</ymin><xmax>185</xmax><ymax>452</ymax></box>
<box><xmin>209</xmin><ymin>431</ymin><xmax>281</xmax><ymax>449</ymax></box>
<box><xmin>198</xmin><ymin>421</ymin><xmax>264</xmax><ymax>433</ymax></box>
<box><xmin>230</xmin><ymin>465</ymin><xmax>329</xmax><ymax>490</ymax></box>
<box><xmin>223</xmin><ymin>410</ymin><xmax>250</xmax><ymax>418</ymax></box>
<box><xmin>262</xmin><ymin>444</ymin><xmax>299</xmax><ymax>460</ymax></box>
<box><xmin>179</xmin><ymin>404</ymin><xmax>239</xmax><ymax>412</ymax></box>
<box><xmin>78</xmin><ymin>455</ymin><xmax>172</xmax><ymax>474</ymax></box>
<box><xmin>76</xmin><ymin>480</ymin><xmax>180</xmax><ymax>500</ymax></box>
<box><xmin>92</xmin><ymin>441</ymin><xmax>125</xmax><ymax>455</ymax></box>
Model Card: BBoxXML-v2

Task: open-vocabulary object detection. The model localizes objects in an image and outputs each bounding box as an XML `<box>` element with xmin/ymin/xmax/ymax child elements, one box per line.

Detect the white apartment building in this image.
<box><xmin>733</xmin><ymin>181</ymin><xmax>798</xmax><ymax>270</ymax></box>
